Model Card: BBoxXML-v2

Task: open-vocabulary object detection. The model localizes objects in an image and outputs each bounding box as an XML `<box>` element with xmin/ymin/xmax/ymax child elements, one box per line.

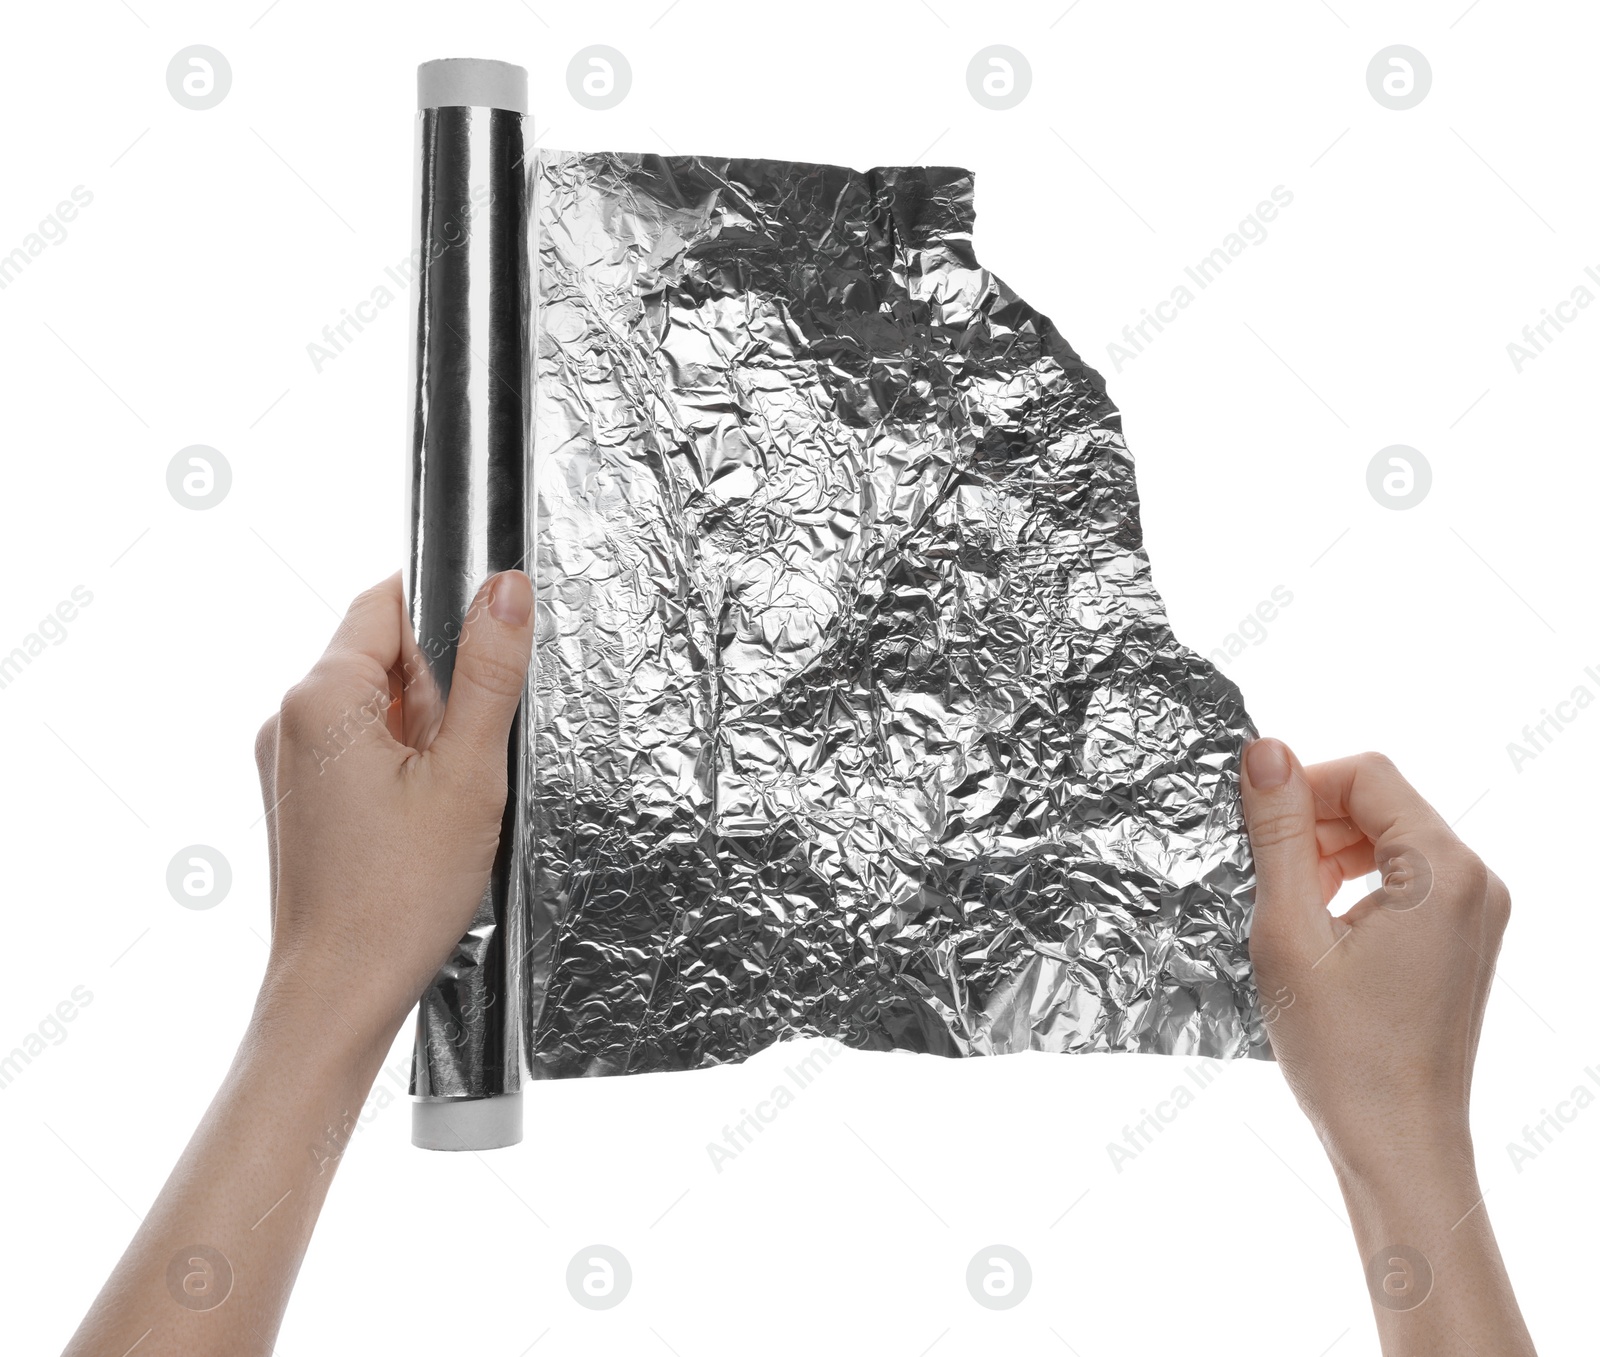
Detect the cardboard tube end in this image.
<box><xmin>417</xmin><ymin>58</ymin><xmax>528</xmax><ymax>113</ymax></box>
<box><xmin>412</xmin><ymin>1091</ymin><xmax>524</xmax><ymax>1150</ymax></box>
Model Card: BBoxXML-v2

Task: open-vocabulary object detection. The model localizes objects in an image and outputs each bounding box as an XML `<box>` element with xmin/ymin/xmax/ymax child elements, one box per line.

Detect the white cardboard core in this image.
<box><xmin>412</xmin><ymin>1091</ymin><xmax>524</xmax><ymax>1150</ymax></box>
<box><xmin>416</xmin><ymin>58</ymin><xmax>528</xmax><ymax>113</ymax></box>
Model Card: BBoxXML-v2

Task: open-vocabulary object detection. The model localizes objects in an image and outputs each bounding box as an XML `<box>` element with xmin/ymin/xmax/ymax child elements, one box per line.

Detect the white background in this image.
<box><xmin>1</xmin><ymin>1</ymin><xmax>1594</xmax><ymax>1353</ymax></box>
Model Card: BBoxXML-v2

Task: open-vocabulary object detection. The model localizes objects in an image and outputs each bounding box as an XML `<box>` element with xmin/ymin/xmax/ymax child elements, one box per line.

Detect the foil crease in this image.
<box><xmin>519</xmin><ymin>151</ymin><xmax>1269</xmax><ymax>1078</ymax></box>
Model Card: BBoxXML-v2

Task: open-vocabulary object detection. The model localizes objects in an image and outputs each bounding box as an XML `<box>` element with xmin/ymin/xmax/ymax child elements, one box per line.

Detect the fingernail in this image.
<box><xmin>489</xmin><ymin>571</ymin><xmax>532</xmax><ymax>627</ymax></box>
<box><xmin>1245</xmin><ymin>738</ymin><xmax>1291</xmax><ymax>790</ymax></box>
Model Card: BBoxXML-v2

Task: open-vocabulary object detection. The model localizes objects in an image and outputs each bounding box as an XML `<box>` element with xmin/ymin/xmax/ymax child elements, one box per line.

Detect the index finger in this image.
<box><xmin>304</xmin><ymin>575</ymin><xmax>412</xmax><ymax>734</ymax></box>
<box><xmin>322</xmin><ymin>572</ymin><xmax>406</xmax><ymax>672</ymax></box>
<box><xmin>1301</xmin><ymin>752</ymin><xmax>1450</xmax><ymax>848</ymax></box>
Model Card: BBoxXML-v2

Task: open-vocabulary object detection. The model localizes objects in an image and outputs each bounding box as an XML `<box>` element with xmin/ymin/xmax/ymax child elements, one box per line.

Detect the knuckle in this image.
<box><xmin>457</xmin><ymin>646</ymin><xmax>528</xmax><ymax>703</ymax></box>
<box><xmin>1438</xmin><ymin>846</ymin><xmax>1490</xmax><ymax>903</ymax></box>
<box><xmin>1485</xmin><ymin>869</ymin><xmax>1512</xmax><ymax>926</ymax></box>
<box><xmin>338</xmin><ymin>582</ymin><xmax>383</xmax><ymax>624</ymax></box>
<box><xmin>254</xmin><ymin>715</ymin><xmax>279</xmax><ymax>771</ymax></box>
<box><xmin>1246</xmin><ymin>808</ymin><xmax>1309</xmax><ymax>852</ymax></box>
<box><xmin>277</xmin><ymin>680</ymin><xmax>328</xmax><ymax>742</ymax></box>
<box><xmin>1356</xmin><ymin>749</ymin><xmax>1399</xmax><ymax>779</ymax></box>
<box><xmin>309</xmin><ymin>651</ymin><xmax>369</xmax><ymax>691</ymax></box>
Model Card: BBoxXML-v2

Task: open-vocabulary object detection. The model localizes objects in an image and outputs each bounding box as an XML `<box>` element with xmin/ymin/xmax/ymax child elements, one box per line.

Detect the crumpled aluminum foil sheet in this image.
<box><xmin>517</xmin><ymin>150</ymin><xmax>1269</xmax><ymax>1078</ymax></box>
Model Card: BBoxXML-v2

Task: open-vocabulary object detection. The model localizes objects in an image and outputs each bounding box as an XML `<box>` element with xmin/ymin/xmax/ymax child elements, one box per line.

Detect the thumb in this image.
<box><xmin>1240</xmin><ymin>737</ymin><xmax>1334</xmax><ymax>965</ymax></box>
<box><xmin>430</xmin><ymin>571</ymin><xmax>534</xmax><ymax>774</ymax></box>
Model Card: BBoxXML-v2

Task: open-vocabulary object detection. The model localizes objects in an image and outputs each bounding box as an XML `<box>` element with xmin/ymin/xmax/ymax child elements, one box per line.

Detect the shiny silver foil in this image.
<box><xmin>406</xmin><ymin>75</ymin><xmax>530</xmax><ymax>1122</ymax></box>
<box><xmin>408</xmin><ymin>91</ymin><xmax>1268</xmax><ymax>1143</ymax></box>
<box><xmin>521</xmin><ymin>152</ymin><xmax>1267</xmax><ymax>1077</ymax></box>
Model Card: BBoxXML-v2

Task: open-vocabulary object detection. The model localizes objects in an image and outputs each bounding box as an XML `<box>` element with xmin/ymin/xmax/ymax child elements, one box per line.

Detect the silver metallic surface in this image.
<box><xmin>407</xmin><ymin>124</ymin><xmax>1269</xmax><ymax>1130</ymax></box>
<box><xmin>405</xmin><ymin>90</ymin><xmax>531</xmax><ymax>1112</ymax></box>
<box><xmin>520</xmin><ymin>151</ymin><xmax>1268</xmax><ymax>1078</ymax></box>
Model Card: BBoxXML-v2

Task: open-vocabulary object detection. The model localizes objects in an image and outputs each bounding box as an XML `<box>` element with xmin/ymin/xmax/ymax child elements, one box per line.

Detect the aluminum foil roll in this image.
<box><xmin>407</xmin><ymin>76</ymin><xmax>1267</xmax><ymax>1149</ymax></box>
<box><xmin>405</xmin><ymin>59</ymin><xmax>531</xmax><ymax>1149</ymax></box>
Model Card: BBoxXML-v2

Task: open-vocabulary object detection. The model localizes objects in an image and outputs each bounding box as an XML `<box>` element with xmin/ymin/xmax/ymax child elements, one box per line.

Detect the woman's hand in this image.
<box><xmin>62</xmin><ymin>571</ymin><xmax>534</xmax><ymax>1357</ymax></box>
<box><xmin>254</xmin><ymin>571</ymin><xmax>534</xmax><ymax>1050</ymax></box>
<box><xmin>1241</xmin><ymin>740</ymin><xmax>1534</xmax><ymax>1356</ymax></box>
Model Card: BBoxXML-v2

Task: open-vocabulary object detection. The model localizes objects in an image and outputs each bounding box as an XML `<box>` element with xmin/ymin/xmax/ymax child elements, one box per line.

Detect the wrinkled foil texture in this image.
<box><xmin>519</xmin><ymin>150</ymin><xmax>1269</xmax><ymax>1078</ymax></box>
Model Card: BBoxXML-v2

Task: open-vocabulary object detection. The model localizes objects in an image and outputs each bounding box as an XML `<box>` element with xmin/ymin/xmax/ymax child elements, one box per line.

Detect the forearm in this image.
<box><xmin>1331</xmin><ymin>1135</ymin><xmax>1535</xmax><ymax>1357</ymax></box>
<box><xmin>62</xmin><ymin>977</ymin><xmax>395</xmax><ymax>1357</ymax></box>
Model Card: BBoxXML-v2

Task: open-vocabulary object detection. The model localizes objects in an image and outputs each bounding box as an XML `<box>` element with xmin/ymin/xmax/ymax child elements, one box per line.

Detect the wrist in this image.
<box><xmin>1327</xmin><ymin>1122</ymin><xmax>1485</xmax><ymax>1249</ymax></box>
<box><xmin>1316</xmin><ymin>1103</ymin><xmax>1474</xmax><ymax>1188</ymax></box>
<box><xmin>248</xmin><ymin>962</ymin><xmax>401</xmax><ymax>1088</ymax></box>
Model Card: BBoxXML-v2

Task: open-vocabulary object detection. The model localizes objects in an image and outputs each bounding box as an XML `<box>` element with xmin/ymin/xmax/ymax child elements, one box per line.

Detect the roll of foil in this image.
<box><xmin>406</xmin><ymin>64</ymin><xmax>530</xmax><ymax>1124</ymax></box>
<box><xmin>408</xmin><ymin>78</ymin><xmax>1268</xmax><ymax>1144</ymax></box>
